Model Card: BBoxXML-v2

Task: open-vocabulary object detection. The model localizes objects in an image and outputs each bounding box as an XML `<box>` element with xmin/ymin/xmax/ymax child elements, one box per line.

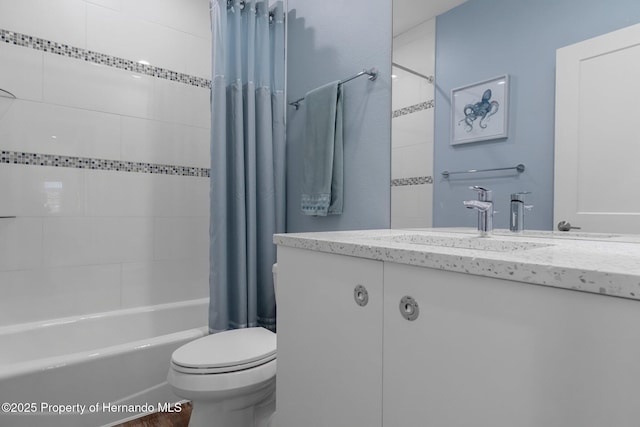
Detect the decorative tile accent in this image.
<box><xmin>1</xmin><ymin>151</ymin><xmax>210</xmax><ymax>178</ymax></box>
<box><xmin>392</xmin><ymin>99</ymin><xmax>435</xmax><ymax>118</ymax></box>
<box><xmin>0</xmin><ymin>28</ymin><xmax>211</xmax><ymax>89</ymax></box>
<box><xmin>391</xmin><ymin>176</ymin><xmax>433</xmax><ymax>187</ymax></box>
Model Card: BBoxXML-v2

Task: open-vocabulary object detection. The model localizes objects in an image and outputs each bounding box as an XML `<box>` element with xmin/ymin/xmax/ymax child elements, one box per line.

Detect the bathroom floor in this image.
<box><xmin>113</xmin><ymin>403</ymin><xmax>192</xmax><ymax>427</ymax></box>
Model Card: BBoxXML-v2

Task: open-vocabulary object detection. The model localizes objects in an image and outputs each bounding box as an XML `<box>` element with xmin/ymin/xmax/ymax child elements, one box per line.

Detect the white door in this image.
<box><xmin>555</xmin><ymin>23</ymin><xmax>640</xmax><ymax>233</ymax></box>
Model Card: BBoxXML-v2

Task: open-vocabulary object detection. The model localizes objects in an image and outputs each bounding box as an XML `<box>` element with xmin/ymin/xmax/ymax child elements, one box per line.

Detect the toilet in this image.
<box><xmin>167</xmin><ymin>265</ymin><xmax>278</xmax><ymax>427</ymax></box>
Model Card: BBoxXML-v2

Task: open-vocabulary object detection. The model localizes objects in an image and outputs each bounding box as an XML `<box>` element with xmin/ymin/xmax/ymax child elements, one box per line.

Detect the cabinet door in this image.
<box><xmin>276</xmin><ymin>246</ymin><xmax>383</xmax><ymax>427</ymax></box>
<box><xmin>383</xmin><ymin>262</ymin><xmax>640</xmax><ymax>427</ymax></box>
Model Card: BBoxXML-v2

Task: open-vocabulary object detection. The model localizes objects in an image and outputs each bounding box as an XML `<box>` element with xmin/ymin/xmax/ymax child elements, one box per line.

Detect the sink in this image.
<box><xmin>373</xmin><ymin>234</ymin><xmax>552</xmax><ymax>252</ymax></box>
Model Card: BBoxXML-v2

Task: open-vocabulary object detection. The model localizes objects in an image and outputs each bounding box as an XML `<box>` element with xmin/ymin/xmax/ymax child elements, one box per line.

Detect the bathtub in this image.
<box><xmin>0</xmin><ymin>298</ymin><xmax>209</xmax><ymax>427</ymax></box>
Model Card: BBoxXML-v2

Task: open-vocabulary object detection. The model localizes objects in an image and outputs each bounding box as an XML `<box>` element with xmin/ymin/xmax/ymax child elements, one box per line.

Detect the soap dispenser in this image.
<box><xmin>510</xmin><ymin>192</ymin><xmax>532</xmax><ymax>233</ymax></box>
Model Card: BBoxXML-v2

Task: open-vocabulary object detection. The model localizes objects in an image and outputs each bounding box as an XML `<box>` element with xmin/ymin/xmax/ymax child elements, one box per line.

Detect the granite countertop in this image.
<box><xmin>274</xmin><ymin>228</ymin><xmax>640</xmax><ymax>302</ymax></box>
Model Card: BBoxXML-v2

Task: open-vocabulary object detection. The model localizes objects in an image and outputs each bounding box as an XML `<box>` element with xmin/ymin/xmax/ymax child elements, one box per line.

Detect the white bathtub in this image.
<box><xmin>0</xmin><ymin>298</ymin><xmax>209</xmax><ymax>427</ymax></box>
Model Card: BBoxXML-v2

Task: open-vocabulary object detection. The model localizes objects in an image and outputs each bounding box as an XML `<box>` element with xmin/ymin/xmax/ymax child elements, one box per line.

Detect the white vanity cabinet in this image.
<box><xmin>383</xmin><ymin>262</ymin><xmax>640</xmax><ymax>427</ymax></box>
<box><xmin>276</xmin><ymin>240</ymin><xmax>640</xmax><ymax>427</ymax></box>
<box><xmin>275</xmin><ymin>246</ymin><xmax>383</xmax><ymax>427</ymax></box>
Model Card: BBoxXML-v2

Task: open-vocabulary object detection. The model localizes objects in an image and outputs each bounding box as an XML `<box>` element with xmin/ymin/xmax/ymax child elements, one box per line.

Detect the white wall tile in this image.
<box><xmin>0</xmin><ymin>0</ymin><xmax>87</xmax><ymax>48</ymax></box>
<box><xmin>87</xmin><ymin>4</ymin><xmax>188</xmax><ymax>74</ymax></box>
<box><xmin>43</xmin><ymin>53</ymin><xmax>210</xmax><ymax>127</ymax></box>
<box><xmin>84</xmin><ymin>171</ymin><xmax>209</xmax><ymax>217</ymax></box>
<box><xmin>43</xmin><ymin>217</ymin><xmax>154</xmax><ymax>267</ymax></box>
<box><xmin>0</xmin><ymin>164</ymin><xmax>84</xmax><ymax>217</ymax></box>
<box><xmin>84</xmin><ymin>170</ymin><xmax>155</xmax><ymax>217</ymax></box>
<box><xmin>151</xmin><ymin>175</ymin><xmax>209</xmax><ymax>217</ymax></box>
<box><xmin>0</xmin><ymin>100</ymin><xmax>121</xmax><ymax>158</ymax></box>
<box><xmin>154</xmin><ymin>216</ymin><xmax>209</xmax><ymax>261</ymax></box>
<box><xmin>391</xmin><ymin>184</ymin><xmax>433</xmax><ymax>229</ymax></box>
<box><xmin>0</xmin><ymin>0</ymin><xmax>213</xmax><ymax>327</ymax></box>
<box><xmin>391</xmin><ymin>71</ymin><xmax>433</xmax><ymax>111</ymax></box>
<box><xmin>0</xmin><ymin>218</ymin><xmax>43</xmax><ymax>271</ymax></box>
<box><xmin>151</xmin><ymin>77</ymin><xmax>211</xmax><ymax>128</ymax></box>
<box><xmin>0</xmin><ymin>98</ymin><xmax>11</xmax><ymax>121</ymax></box>
<box><xmin>392</xmin><ymin>18</ymin><xmax>435</xmax><ymax>78</ymax></box>
<box><xmin>0</xmin><ymin>42</ymin><xmax>43</xmax><ymax>102</ymax></box>
<box><xmin>121</xmin><ymin>257</ymin><xmax>208</xmax><ymax>308</ymax></box>
<box><xmin>121</xmin><ymin>116</ymin><xmax>210</xmax><ymax>168</ymax></box>
<box><xmin>0</xmin><ymin>265</ymin><xmax>121</xmax><ymax>326</ymax></box>
<box><xmin>418</xmin><ymin>79</ymin><xmax>434</xmax><ymax>106</ymax></box>
<box><xmin>84</xmin><ymin>0</ymin><xmax>121</xmax><ymax>11</ymax></box>
<box><xmin>392</xmin><ymin>142</ymin><xmax>434</xmax><ymax>179</ymax></box>
<box><xmin>43</xmin><ymin>54</ymin><xmax>156</xmax><ymax>119</ymax></box>
<box><xmin>392</xmin><ymin>109</ymin><xmax>433</xmax><ymax>149</ymax></box>
<box><xmin>392</xmin><ymin>18</ymin><xmax>435</xmax><ymax>229</ymax></box>
<box><xmin>184</xmin><ymin>33</ymin><xmax>212</xmax><ymax>79</ymax></box>
<box><xmin>392</xmin><ymin>70</ymin><xmax>424</xmax><ymax>110</ymax></box>
<box><xmin>121</xmin><ymin>0</ymin><xmax>211</xmax><ymax>39</ymax></box>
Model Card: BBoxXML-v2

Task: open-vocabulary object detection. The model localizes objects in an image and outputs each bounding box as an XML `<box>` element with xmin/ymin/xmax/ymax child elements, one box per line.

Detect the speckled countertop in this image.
<box><xmin>274</xmin><ymin>228</ymin><xmax>640</xmax><ymax>301</ymax></box>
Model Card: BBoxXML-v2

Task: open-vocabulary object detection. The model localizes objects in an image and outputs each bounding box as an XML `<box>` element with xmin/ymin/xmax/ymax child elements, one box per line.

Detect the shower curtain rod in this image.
<box><xmin>288</xmin><ymin>67</ymin><xmax>378</xmax><ymax>110</ymax></box>
<box><xmin>226</xmin><ymin>0</ymin><xmax>278</xmax><ymax>19</ymax></box>
<box><xmin>392</xmin><ymin>62</ymin><xmax>433</xmax><ymax>83</ymax></box>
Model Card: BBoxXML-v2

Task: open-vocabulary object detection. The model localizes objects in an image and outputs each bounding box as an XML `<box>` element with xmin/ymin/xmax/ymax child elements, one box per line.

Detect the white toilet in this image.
<box><xmin>167</xmin><ymin>327</ymin><xmax>276</xmax><ymax>427</ymax></box>
<box><xmin>167</xmin><ymin>265</ymin><xmax>278</xmax><ymax>427</ymax></box>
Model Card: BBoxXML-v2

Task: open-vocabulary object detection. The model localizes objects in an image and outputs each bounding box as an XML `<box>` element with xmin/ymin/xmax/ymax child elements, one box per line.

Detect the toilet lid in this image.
<box><xmin>171</xmin><ymin>327</ymin><xmax>276</xmax><ymax>373</ymax></box>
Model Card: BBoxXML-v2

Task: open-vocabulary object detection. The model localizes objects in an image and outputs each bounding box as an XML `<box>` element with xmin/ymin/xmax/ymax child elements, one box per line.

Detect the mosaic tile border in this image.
<box><xmin>392</xmin><ymin>99</ymin><xmax>435</xmax><ymax>118</ymax></box>
<box><xmin>1</xmin><ymin>151</ymin><xmax>210</xmax><ymax>178</ymax></box>
<box><xmin>391</xmin><ymin>176</ymin><xmax>433</xmax><ymax>187</ymax></box>
<box><xmin>0</xmin><ymin>28</ymin><xmax>211</xmax><ymax>89</ymax></box>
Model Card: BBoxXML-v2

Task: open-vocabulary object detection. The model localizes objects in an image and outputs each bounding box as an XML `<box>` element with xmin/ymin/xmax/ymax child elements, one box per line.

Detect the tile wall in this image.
<box><xmin>0</xmin><ymin>0</ymin><xmax>211</xmax><ymax>326</ymax></box>
<box><xmin>391</xmin><ymin>19</ymin><xmax>435</xmax><ymax>228</ymax></box>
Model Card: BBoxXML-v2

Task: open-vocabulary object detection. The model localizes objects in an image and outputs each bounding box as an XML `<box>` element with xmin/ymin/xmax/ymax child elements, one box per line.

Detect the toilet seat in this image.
<box><xmin>171</xmin><ymin>327</ymin><xmax>276</xmax><ymax>375</ymax></box>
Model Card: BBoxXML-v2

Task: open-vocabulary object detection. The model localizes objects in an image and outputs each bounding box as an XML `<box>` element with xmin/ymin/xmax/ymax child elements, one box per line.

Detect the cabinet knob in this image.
<box><xmin>354</xmin><ymin>285</ymin><xmax>369</xmax><ymax>307</ymax></box>
<box><xmin>399</xmin><ymin>296</ymin><xmax>419</xmax><ymax>321</ymax></box>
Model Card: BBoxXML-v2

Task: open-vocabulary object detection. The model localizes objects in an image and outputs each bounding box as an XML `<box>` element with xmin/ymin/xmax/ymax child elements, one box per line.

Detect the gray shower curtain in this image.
<box><xmin>209</xmin><ymin>0</ymin><xmax>285</xmax><ymax>333</ymax></box>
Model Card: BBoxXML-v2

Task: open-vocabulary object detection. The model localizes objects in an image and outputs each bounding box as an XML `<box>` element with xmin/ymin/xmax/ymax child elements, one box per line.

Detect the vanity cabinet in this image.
<box><xmin>384</xmin><ymin>262</ymin><xmax>640</xmax><ymax>426</ymax></box>
<box><xmin>276</xmin><ymin>246</ymin><xmax>640</xmax><ymax>427</ymax></box>
<box><xmin>275</xmin><ymin>246</ymin><xmax>383</xmax><ymax>427</ymax></box>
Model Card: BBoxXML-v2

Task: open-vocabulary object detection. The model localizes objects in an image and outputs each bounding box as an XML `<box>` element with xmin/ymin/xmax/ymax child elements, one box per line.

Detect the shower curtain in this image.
<box><xmin>209</xmin><ymin>0</ymin><xmax>285</xmax><ymax>333</ymax></box>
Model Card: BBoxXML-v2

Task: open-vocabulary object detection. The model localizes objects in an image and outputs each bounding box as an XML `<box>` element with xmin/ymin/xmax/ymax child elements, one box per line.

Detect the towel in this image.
<box><xmin>301</xmin><ymin>81</ymin><xmax>343</xmax><ymax>216</ymax></box>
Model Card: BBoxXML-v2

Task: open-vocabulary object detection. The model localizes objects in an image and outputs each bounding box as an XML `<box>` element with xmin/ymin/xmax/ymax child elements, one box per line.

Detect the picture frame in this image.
<box><xmin>451</xmin><ymin>74</ymin><xmax>509</xmax><ymax>145</ymax></box>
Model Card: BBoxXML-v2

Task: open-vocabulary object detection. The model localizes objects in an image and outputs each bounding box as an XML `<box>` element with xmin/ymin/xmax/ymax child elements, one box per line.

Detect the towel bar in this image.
<box><xmin>441</xmin><ymin>164</ymin><xmax>525</xmax><ymax>179</ymax></box>
<box><xmin>289</xmin><ymin>67</ymin><xmax>378</xmax><ymax>110</ymax></box>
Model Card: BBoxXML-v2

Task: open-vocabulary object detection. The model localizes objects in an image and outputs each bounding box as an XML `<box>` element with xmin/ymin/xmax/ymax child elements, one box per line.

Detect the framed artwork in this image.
<box><xmin>451</xmin><ymin>74</ymin><xmax>509</xmax><ymax>145</ymax></box>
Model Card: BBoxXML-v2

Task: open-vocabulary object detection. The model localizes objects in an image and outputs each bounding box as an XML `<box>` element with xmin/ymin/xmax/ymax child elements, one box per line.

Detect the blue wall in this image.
<box><xmin>285</xmin><ymin>0</ymin><xmax>392</xmax><ymax>232</ymax></box>
<box><xmin>434</xmin><ymin>0</ymin><xmax>640</xmax><ymax>230</ymax></box>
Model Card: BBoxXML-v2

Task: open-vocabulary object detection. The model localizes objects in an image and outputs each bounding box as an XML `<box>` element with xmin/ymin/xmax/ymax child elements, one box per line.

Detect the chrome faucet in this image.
<box><xmin>463</xmin><ymin>186</ymin><xmax>493</xmax><ymax>236</ymax></box>
<box><xmin>510</xmin><ymin>192</ymin><xmax>532</xmax><ymax>233</ymax></box>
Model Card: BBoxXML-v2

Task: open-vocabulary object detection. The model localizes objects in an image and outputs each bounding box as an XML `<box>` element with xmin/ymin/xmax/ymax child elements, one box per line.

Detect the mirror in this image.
<box><xmin>391</xmin><ymin>0</ymin><xmax>640</xmax><ymax>233</ymax></box>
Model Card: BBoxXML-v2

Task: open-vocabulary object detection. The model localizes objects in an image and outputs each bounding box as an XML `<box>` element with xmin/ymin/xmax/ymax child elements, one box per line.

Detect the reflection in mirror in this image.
<box><xmin>554</xmin><ymin>23</ymin><xmax>640</xmax><ymax>233</ymax></box>
<box><xmin>393</xmin><ymin>0</ymin><xmax>640</xmax><ymax>234</ymax></box>
<box><xmin>391</xmin><ymin>0</ymin><xmax>465</xmax><ymax>228</ymax></box>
